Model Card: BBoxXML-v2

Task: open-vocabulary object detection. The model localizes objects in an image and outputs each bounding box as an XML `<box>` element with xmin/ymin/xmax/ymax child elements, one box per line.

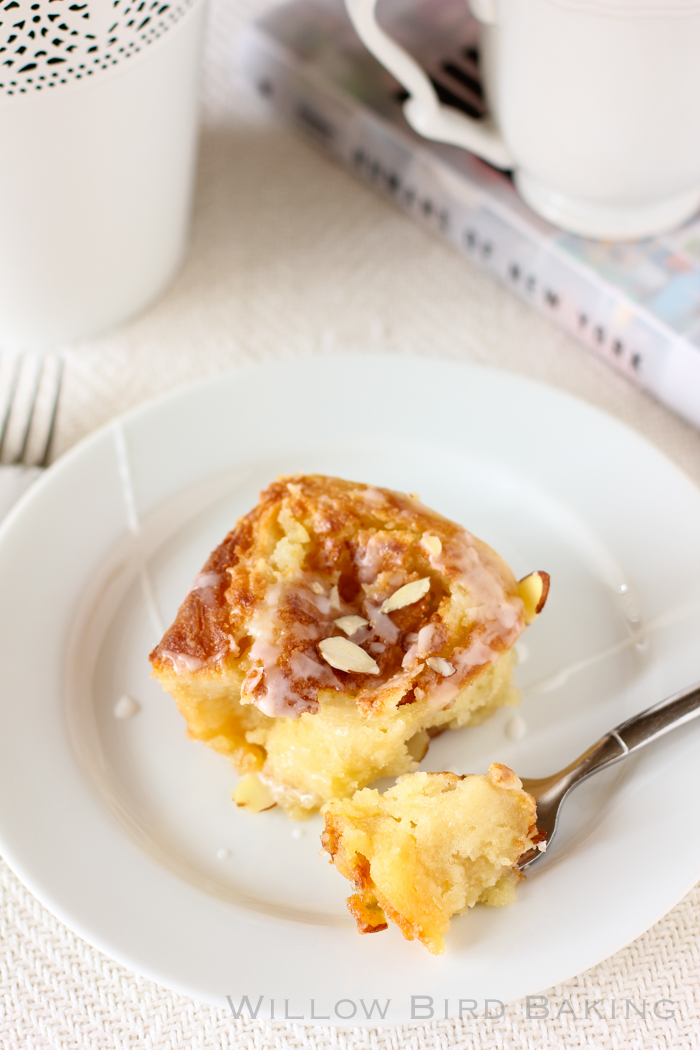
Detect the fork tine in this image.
<box><xmin>0</xmin><ymin>354</ymin><xmax>22</xmax><ymax>461</ymax></box>
<box><xmin>37</xmin><ymin>356</ymin><xmax>64</xmax><ymax>468</ymax></box>
<box><xmin>15</xmin><ymin>355</ymin><xmax>45</xmax><ymax>467</ymax></box>
<box><xmin>0</xmin><ymin>353</ymin><xmax>64</xmax><ymax>468</ymax></box>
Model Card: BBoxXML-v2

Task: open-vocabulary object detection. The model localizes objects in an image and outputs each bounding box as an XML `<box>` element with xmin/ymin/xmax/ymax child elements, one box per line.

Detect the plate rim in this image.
<box><xmin>1</xmin><ymin>353</ymin><xmax>699</xmax><ymax>1025</ymax></box>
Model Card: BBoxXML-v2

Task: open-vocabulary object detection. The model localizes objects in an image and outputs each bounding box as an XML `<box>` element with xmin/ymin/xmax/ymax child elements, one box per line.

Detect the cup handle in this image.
<box><xmin>344</xmin><ymin>0</ymin><xmax>513</xmax><ymax>169</ymax></box>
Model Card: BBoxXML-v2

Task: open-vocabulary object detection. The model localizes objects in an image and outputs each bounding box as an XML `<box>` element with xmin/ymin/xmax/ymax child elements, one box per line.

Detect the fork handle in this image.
<box><xmin>612</xmin><ymin>680</ymin><xmax>700</xmax><ymax>754</ymax></box>
<box><xmin>519</xmin><ymin>681</ymin><xmax>700</xmax><ymax>869</ymax></box>
<box><xmin>525</xmin><ymin>680</ymin><xmax>700</xmax><ymax>801</ymax></box>
<box><xmin>564</xmin><ymin>680</ymin><xmax>700</xmax><ymax>789</ymax></box>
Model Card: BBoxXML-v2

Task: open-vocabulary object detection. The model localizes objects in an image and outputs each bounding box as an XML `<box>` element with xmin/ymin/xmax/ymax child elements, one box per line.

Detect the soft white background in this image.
<box><xmin>2</xmin><ymin>0</ymin><xmax>700</xmax><ymax>1046</ymax></box>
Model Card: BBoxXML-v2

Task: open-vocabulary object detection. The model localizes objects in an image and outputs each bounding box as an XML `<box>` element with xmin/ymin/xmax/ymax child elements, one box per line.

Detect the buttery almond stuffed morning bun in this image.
<box><xmin>149</xmin><ymin>475</ymin><xmax>549</xmax><ymax>819</ymax></box>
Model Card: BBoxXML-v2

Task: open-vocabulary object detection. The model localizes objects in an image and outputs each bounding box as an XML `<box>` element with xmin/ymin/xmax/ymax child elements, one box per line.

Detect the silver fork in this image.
<box><xmin>0</xmin><ymin>353</ymin><xmax>64</xmax><ymax>522</ymax></box>
<box><xmin>518</xmin><ymin>679</ymin><xmax>700</xmax><ymax>869</ymax></box>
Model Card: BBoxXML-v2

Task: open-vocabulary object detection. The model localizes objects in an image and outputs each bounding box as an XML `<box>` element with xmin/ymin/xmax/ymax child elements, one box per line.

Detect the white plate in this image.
<box><xmin>1</xmin><ymin>355</ymin><xmax>700</xmax><ymax>1027</ymax></box>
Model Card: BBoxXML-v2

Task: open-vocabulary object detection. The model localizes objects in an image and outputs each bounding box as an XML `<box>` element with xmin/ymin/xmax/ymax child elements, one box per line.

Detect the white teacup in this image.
<box><xmin>344</xmin><ymin>0</ymin><xmax>700</xmax><ymax>240</ymax></box>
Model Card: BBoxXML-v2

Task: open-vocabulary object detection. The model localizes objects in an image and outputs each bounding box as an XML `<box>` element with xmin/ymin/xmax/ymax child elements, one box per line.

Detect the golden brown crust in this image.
<box><xmin>150</xmin><ymin>475</ymin><xmax>540</xmax><ymax>720</ymax></box>
<box><xmin>149</xmin><ymin>475</ymin><xmax>549</xmax><ymax>819</ymax></box>
<box><xmin>320</xmin><ymin>815</ymin><xmax>342</xmax><ymax>863</ymax></box>
<box><xmin>346</xmin><ymin>893</ymin><xmax>389</xmax><ymax>934</ymax></box>
<box><xmin>150</xmin><ymin>487</ymin><xmax>273</xmax><ymax>669</ymax></box>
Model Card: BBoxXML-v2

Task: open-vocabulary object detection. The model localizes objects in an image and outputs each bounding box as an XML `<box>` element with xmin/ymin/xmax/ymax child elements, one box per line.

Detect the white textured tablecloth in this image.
<box><xmin>3</xmin><ymin>1</ymin><xmax>700</xmax><ymax>1046</ymax></box>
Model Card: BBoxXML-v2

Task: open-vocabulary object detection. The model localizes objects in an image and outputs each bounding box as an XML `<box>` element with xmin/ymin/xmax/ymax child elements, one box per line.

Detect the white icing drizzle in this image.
<box><xmin>365</xmin><ymin>602</ymin><xmax>400</xmax><ymax>644</ymax></box>
<box><xmin>310</xmin><ymin>590</ymin><xmax>332</xmax><ymax>617</ymax></box>
<box><xmin>188</xmin><ymin>571</ymin><xmax>224</xmax><ymax>608</ymax></box>
<box><xmin>405</xmin><ymin>527</ymin><xmax>525</xmax><ymax>703</ymax></box>
<box><xmin>161</xmin><ymin>649</ymin><xmax>206</xmax><ymax>673</ymax></box>
<box><xmin>234</xmin><ymin>518</ymin><xmax>525</xmax><ymax>719</ymax></box>
<box><xmin>289</xmin><ymin>650</ymin><xmax>334</xmax><ymax>681</ymax></box>
<box><xmin>361</xmin><ymin>487</ymin><xmax>386</xmax><ymax>505</ymax></box>
<box><xmin>113</xmin><ymin>695</ymin><xmax>140</xmax><ymax>719</ymax></box>
<box><xmin>191</xmin><ymin>571</ymin><xmax>223</xmax><ymax>591</ymax></box>
<box><xmin>355</xmin><ymin>534</ymin><xmax>390</xmax><ymax>584</ymax></box>
<box><xmin>428</xmin><ymin>635</ymin><xmax>502</xmax><ymax>708</ymax></box>
<box><xmin>241</xmin><ymin>578</ymin><xmax>341</xmax><ymax>717</ymax></box>
<box><xmin>402</xmin><ymin>623</ymin><xmax>443</xmax><ymax>668</ymax></box>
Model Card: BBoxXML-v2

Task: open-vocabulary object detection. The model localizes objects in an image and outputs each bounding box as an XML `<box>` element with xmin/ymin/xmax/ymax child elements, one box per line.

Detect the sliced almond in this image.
<box><xmin>420</xmin><ymin>533</ymin><xmax>442</xmax><ymax>557</ymax></box>
<box><xmin>329</xmin><ymin>584</ymin><xmax>341</xmax><ymax>610</ymax></box>
<box><xmin>334</xmin><ymin>615</ymin><xmax>369</xmax><ymax>636</ymax></box>
<box><xmin>310</xmin><ymin>582</ymin><xmax>325</xmax><ymax>595</ymax></box>
<box><xmin>287</xmin><ymin>482</ymin><xmax>302</xmax><ymax>498</ymax></box>
<box><xmin>319</xmin><ymin>636</ymin><xmax>379</xmax><ymax>674</ymax></box>
<box><xmin>381</xmin><ymin>577</ymin><xmax>431</xmax><ymax>614</ymax></box>
<box><xmin>426</xmin><ymin>656</ymin><xmax>455</xmax><ymax>677</ymax></box>
<box><xmin>517</xmin><ymin>571</ymin><xmax>551</xmax><ymax>624</ymax></box>
<box><xmin>240</xmin><ymin>664</ymin><xmax>264</xmax><ymax>698</ymax></box>
<box><xmin>233</xmin><ymin>774</ymin><xmax>276</xmax><ymax>812</ymax></box>
<box><xmin>488</xmin><ymin>762</ymin><xmax>522</xmax><ymax>790</ymax></box>
<box><xmin>406</xmin><ymin>730</ymin><xmax>430</xmax><ymax>762</ymax></box>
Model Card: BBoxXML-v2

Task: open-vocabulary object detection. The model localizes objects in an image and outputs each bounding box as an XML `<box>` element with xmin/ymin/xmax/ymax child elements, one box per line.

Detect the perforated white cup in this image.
<box><xmin>0</xmin><ymin>0</ymin><xmax>207</xmax><ymax>344</ymax></box>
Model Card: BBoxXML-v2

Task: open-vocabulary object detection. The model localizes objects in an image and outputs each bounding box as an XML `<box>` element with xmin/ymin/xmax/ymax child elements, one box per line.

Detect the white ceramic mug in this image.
<box><xmin>344</xmin><ymin>0</ymin><xmax>700</xmax><ymax>239</ymax></box>
<box><xmin>0</xmin><ymin>1</ymin><xmax>207</xmax><ymax>346</ymax></box>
